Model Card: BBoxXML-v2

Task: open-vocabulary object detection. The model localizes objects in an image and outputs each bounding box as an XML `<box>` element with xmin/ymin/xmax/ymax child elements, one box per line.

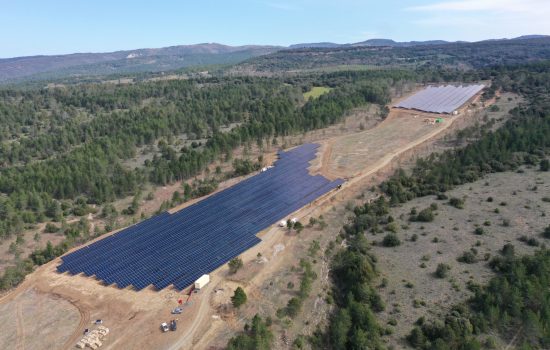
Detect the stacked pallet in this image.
<box><xmin>75</xmin><ymin>326</ymin><xmax>109</xmax><ymax>349</ymax></box>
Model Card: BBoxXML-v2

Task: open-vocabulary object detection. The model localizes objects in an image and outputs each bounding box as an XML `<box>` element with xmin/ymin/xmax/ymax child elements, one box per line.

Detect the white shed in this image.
<box><xmin>194</xmin><ymin>274</ymin><xmax>210</xmax><ymax>290</ymax></box>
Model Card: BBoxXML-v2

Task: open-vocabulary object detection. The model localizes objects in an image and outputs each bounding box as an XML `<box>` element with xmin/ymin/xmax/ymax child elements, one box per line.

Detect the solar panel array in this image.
<box><xmin>394</xmin><ymin>84</ymin><xmax>485</xmax><ymax>114</ymax></box>
<box><xmin>57</xmin><ymin>144</ymin><xmax>343</xmax><ymax>291</ymax></box>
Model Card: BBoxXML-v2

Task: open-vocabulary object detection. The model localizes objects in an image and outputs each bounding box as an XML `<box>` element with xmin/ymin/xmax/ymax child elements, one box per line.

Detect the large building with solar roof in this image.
<box><xmin>57</xmin><ymin>144</ymin><xmax>343</xmax><ymax>291</ymax></box>
<box><xmin>394</xmin><ymin>84</ymin><xmax>485</xmax><ymax>114</ymax></box>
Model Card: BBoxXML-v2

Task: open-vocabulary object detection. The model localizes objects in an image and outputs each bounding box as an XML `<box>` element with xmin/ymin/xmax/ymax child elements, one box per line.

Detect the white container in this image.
<box><xmin>194</xmin><ymin>274</ymin><xmax>210</xmax><ymax>290</ymax></box>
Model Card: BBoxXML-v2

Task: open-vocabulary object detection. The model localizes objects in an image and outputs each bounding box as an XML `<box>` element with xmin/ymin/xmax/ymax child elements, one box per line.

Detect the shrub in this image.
<box><xmin>449</xmin><ymin>197</ymin><xmax>464</xmax><ymax>209</ymax></box>
<box><xmin>285</xmin><ymin>297</ymin><xmax>302</xmax><ymax>318</ymax></box>
<box><xmin>228</xmin><ymin>257</ymin><xmax>244</xmax><ymax>274</ymax></box>
<box><xmin>411</xmin><ymin>234</ymin><xmax>418</xmax><ymax>242</ymax></box>
<box><xmin>231</xmin><ymin>287</ymin><xmax>247</xmax><ymax>308</ymax></box>
<box><xmin>474</xmin><ymin>227</ymin><xmax>485</xmax><ymax>235</ymax></box>
<box><xmin>484</xmin><ymin>337</ymin><xmax>498</xmax><ymax>349</ymax></box>
<box><xmin>457</xmin><ymin>251</ymin><xmax>477</xmax><ymax>264</ymax></box>
<box><xmin>44</xmin><ymin>223</ymin><xmax>59</xmax><ymax>233</ymax></box>
<box><xmin>501</xmin><ymin>243</ymin><xmax>515</xmax><ymax>257</ymax></box>
<box><xmin>226</xmin><ymin>315</ymin><xmax>273</xmax><ymax>350</ymax></box>
<box><xmin>435</xmin><ymin>263</ymin><xmax>451</xmax><ymax>278</ymax></box>
<box><xmin>415</xmin><ymin>208</ymin><xmax>435</xmax><ymax>222</ymax></box>
<box><xmin>386</xmin><ymin>222</ymin><xmax>399</xmax><ymax>233</ymax></box>
<box><xmin>519</xmin><ymin>235</ymin><xmax>540</xmax><ymax>246</ymax></box>
<box><xmin>540</xmin><ymin>159</ymin><xmax>549</xmax><ymax>171</ymax></box>
<box><xmin>544</xmin><ymin>225</ymin><xmax>550</xmax><ymax>239</ymax></box>
<box><xmin>382</xmin><ymin>233</ymin><xmax>401</xmax><ymax>247</ymax></box>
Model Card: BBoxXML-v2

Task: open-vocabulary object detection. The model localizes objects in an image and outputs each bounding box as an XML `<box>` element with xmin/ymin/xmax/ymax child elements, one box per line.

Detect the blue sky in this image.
<box><xmin>1</xmin><ymin>0</ymin><xmax>549</xmax><ymax>58</ymax></box>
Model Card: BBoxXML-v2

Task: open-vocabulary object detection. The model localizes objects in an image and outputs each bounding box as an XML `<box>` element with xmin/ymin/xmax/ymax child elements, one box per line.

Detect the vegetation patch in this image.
<box><xmin>303</xmin><ymin>86</ymin><xmax>331</xmax><ymax>100</ymax></box>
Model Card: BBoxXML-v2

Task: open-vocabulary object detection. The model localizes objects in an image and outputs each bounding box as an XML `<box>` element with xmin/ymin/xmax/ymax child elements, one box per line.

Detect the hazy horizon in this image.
<box><xmin>2</xmin><ymin>0</ymin><xmax>549</xmax><ymax>58</ymax></box>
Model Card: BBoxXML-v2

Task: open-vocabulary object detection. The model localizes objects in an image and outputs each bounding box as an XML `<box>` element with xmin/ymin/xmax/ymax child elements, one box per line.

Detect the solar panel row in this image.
<box><xmin>394</xmin><ymin>84</ymin><xmax>485</xmax><ymax>114</ymax></box>
<box><xmin>57</xmin><ymin>144</ymin><xmax>344</xmax><ymax>291</ymax></box>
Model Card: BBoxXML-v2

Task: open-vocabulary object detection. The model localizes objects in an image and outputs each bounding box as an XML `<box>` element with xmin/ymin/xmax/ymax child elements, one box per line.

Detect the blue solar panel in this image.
<box><xmin>57</xmin><ymin>144</ymin><xmax>343</xmax><ymax>291</ymax></box>
<box><xmin>394</xmin><ymin>84</ymin><xmax>485</xmax><ymax>114</ymax></box>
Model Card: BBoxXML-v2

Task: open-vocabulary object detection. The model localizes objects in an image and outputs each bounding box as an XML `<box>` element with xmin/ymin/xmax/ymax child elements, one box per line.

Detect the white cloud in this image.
<box><xmin>406</xmin><ymin>0</ymin><xmax>550</xmax><ymax>39</ymax></box>
<box><xmin>265</xmin><ymin>2</ymin><xmax>301</xmax><ymax>11</ymax></box>
<box><xmin>408</xmin><ymin>0</ymin><xmax>550</xmax><ymax>14</ymax></box>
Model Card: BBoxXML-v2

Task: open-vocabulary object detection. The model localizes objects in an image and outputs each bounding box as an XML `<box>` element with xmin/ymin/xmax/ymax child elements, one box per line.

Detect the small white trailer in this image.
<box><xmin>194</xmin><ymin>274</ymin><xmax>210</xmax><ymax>290</ymax></box>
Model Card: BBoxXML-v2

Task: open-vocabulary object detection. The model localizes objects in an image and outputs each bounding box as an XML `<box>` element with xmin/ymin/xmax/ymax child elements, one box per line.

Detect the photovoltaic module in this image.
<box><xmin>57</xmin><ymin>144</ymin><xmax>343</xmax><ymax>291</ymax></box>
<box><xmin>394</xmin><ymin>84</ymin><xmax>485</xmax><ymax>114</ymax></box>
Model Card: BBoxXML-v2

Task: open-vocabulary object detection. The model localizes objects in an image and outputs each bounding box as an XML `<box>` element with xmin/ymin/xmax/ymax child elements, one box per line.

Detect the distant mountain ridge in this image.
<box><xmin>290</xmin><ymin>35</ymin><xmax>549</xmax><ymax>49</ymax></box>
<box><xmin>0</xmin><ymin>43</ymin><xmax>281</xmax><ymax>82</ymax></box>
<box><xmin>1</xmin><ymin>35</ymin><xmax>549</xmax><ymax>83</ymax></box>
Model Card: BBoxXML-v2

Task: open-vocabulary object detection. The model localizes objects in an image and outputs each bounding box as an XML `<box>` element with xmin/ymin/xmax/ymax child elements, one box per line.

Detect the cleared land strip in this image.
<box><xmin>321</xmin><ymin>110</ymin><xmax>455</xmax><ymax>181</ymax></box>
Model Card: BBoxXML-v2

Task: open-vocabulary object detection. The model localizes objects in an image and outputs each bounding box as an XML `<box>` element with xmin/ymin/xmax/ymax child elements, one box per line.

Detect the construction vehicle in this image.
<box><xmin>160</xmin><ymin>322</ymin><xmax>169</xmax><ymax>332</ymax></box>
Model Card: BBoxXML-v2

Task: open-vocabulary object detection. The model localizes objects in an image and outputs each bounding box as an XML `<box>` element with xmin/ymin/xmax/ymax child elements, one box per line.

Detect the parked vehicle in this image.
<box><xmin>171</xmin><ymin>307</ymin><xmax>183</xmax><ymax>314</ymax></box>
<box><xmin>160</xmin><ymin>322</ymin><xmax>169</xmax><ymax>332</ymax></box>
<box><xmin>170</xmin><ymin>319</ymin><xmax>177</xmax><ymax>331</ymax></box>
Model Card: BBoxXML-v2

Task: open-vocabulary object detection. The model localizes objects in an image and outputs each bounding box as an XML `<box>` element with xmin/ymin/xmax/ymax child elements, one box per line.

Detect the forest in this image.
<box><xmin>238</xmin><ymin>37</ymin><xmax>550</xmax><ymax>72</ymax></box>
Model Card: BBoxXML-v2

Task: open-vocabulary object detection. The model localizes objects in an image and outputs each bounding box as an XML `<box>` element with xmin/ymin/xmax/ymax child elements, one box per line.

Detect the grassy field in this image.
<box><xmin>303</xmin><ymin>86</ymin><xmax>331</xmax><ymax>100</ymax></box>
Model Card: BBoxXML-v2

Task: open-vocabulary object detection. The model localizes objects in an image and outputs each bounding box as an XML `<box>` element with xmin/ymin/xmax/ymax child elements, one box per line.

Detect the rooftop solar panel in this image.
<box><xmin>394</xmin><ymin>84</ymin><xmax>485</xmax><ymax>114</ymax></box>
<box><xmin>57</xmin><ymin>144</ymin><xmax>343</xmax><ymax>291</ymax></box>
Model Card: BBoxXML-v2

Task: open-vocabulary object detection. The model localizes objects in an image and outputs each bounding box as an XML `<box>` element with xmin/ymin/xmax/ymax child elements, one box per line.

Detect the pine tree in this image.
<box><xmin>231</xmin><ymin>287</ymin><xmax>247</xmax><ymax>308</ymax></box>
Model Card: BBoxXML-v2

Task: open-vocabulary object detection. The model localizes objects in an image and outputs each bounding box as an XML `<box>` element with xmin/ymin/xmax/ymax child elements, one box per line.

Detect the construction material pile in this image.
<box><xmin>75</xmin><ymin>326</ymin><xmax>109</xmax><ymax>349</ymax></box>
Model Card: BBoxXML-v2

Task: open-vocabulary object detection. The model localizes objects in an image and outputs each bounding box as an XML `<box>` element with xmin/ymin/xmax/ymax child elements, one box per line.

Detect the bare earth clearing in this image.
<box><xmin>0</xmin><ymin>89</ymin><xmax>518</xmax><ymax>350</ymax></box>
